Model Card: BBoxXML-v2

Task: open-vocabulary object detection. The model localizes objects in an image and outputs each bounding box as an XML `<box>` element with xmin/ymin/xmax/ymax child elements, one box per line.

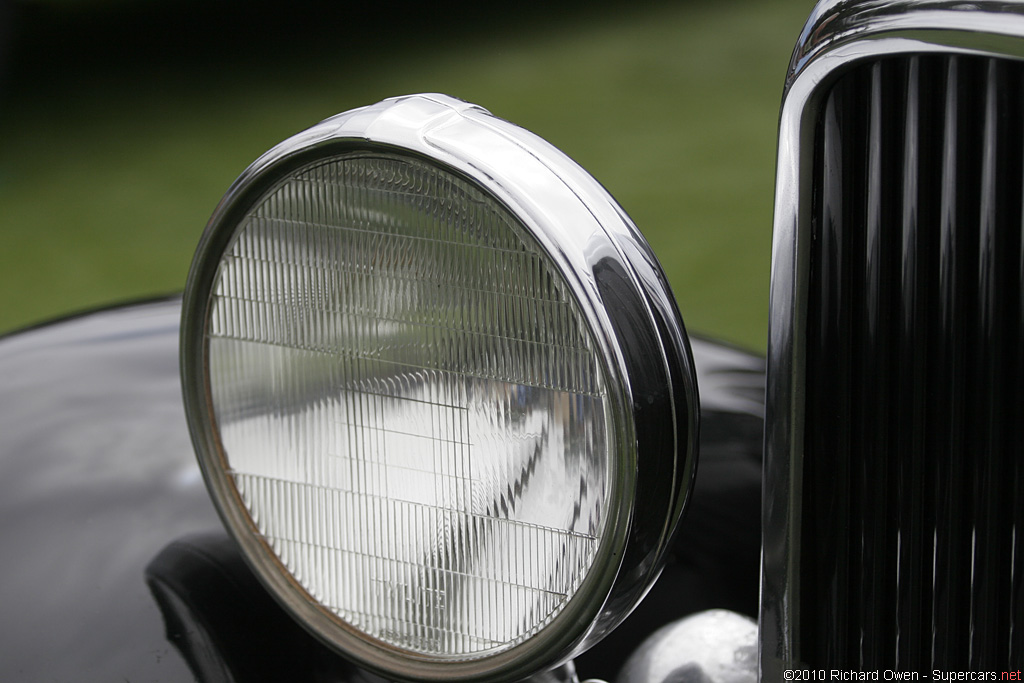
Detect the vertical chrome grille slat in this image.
<box><xmin>800</xmin><ymin>53</ymin><xmax>1024</xmax><ymax>669</ymax></box>
<box><xmin>862</xmin><ymin>60</ymin><xmax>901</xmax><ymax>667</ymax></box>
<box><xmin>931</xmin><ymin>55</ymin><xmax>977</xmax><ymax>667</ymax></box>
<box><xmin>895</xmin><ymin>54</ymin><xmax>936</xmax><ymax>668</ymax></box>
<box><xmin>805</xmin><ymin>79</ymin><xmax>858</xmax><ymax>663</ymax></box>
<box><xmin>970</xmin><ymin>57</ymin><xmax>1002</xmax><ymax>665</ymax></box>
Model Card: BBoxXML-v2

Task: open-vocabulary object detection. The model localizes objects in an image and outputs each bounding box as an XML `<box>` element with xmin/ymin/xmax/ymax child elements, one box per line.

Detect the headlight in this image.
<box><xmin>181</xmin><ymin>94</ymin><xmax>697</xmax><ymax>682</ymax></box>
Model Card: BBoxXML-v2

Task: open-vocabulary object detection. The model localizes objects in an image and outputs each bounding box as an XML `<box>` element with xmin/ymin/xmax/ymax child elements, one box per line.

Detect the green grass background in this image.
<box><xmin>0</xmin><ymin>0</ymin><xmax>812</xmax><ymax>350</ymax></box>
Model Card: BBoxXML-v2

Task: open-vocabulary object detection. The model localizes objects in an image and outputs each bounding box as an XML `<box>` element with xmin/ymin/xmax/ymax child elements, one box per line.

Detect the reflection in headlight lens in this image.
<box><xmin>207</xmin><ymin>152</ymin><xmax>613</xmax><ymax>659</ymax></box>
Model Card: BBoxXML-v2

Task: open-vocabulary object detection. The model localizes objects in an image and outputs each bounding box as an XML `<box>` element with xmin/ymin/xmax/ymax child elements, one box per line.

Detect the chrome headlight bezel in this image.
<box><xmin>181</xmin><ymin>94</ymin><xmax>697</xmax><ymax>682</ymax></box>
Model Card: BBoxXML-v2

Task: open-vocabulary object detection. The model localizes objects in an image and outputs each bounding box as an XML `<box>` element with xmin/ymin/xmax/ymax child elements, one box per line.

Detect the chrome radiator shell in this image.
<box><xmin>763</xmin><ymin>0</ymin><xmax>1024</xmax><ymax>674</ymax></box>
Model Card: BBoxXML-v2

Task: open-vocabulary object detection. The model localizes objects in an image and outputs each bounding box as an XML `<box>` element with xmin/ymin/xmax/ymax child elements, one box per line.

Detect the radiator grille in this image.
<box><xmin>800</xmin><ymin>54</ymin><xmax>1024</xmax><ymax>668</ymax></box>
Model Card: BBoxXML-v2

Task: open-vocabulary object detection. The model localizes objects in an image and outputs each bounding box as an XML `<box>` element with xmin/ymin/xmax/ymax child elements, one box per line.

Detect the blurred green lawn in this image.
<box><xmin>0</xmin><ymin>0</ymin><xmax>811</xmax><ymax>350</ymax></box>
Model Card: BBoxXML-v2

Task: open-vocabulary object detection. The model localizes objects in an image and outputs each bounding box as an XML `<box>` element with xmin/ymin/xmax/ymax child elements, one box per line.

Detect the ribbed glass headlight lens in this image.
<box><xmin>210</xmin><ymin>151</ymin><xmax>611</xmax><ymax>658</ymax></box>
<box><xmin>182</xmin><ymin>94</ymin><xmax>697</xmax><ymax>682</ymax></box>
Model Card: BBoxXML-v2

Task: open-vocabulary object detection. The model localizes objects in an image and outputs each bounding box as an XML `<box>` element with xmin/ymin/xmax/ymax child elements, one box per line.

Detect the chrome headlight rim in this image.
<box><xmin>181</xmin><ymin>94</ymin><xmax>697</xmax><ymax>682</ymax></box>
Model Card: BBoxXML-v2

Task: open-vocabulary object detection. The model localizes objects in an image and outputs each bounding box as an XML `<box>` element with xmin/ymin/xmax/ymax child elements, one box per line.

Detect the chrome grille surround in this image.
<box><xmin>763</xmin><ymin>1</ymin><xmax>1024</xmax><ymax>676</ymax></box>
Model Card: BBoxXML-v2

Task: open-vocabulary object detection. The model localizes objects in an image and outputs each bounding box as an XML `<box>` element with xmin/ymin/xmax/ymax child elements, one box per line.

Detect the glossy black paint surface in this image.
<box><xmin>0</xmin><ymin>299</ymin><xmax>763</xmax><ymax>682</ymax></box>
<box><xmin>0</xmin><ymin>299</ymin><xmax>219</xmax><ymax>682</ymax></box>
<box><xmin>799</xmin><ymin>54</ymin><xmax>1024</xmax><ymax>667</ymax></box>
